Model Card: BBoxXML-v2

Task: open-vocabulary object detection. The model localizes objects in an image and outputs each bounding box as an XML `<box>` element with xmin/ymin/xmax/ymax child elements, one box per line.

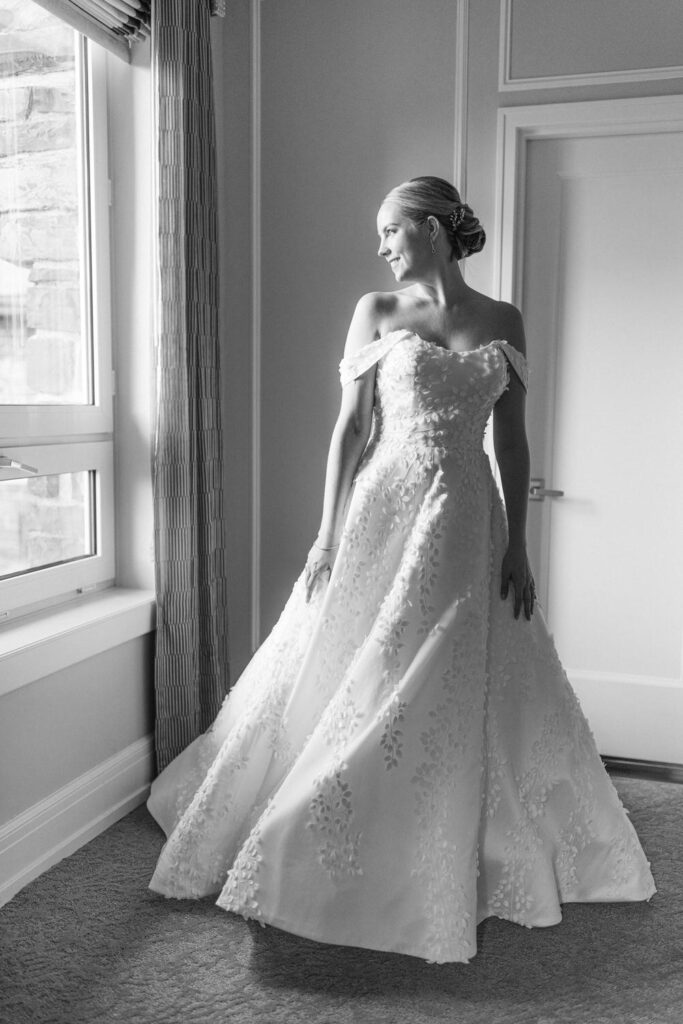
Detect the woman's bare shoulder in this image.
<box><xmin>345</xmin><ymin>291</ymin><xmax>402</xmax><ymax>356</ymax></box>
<box><xmin>490</xmin><ymin>299</ymin><xmax>527</xmax><ymax>355</ymax></box>
<box><xmin>353</xmin><ymin>290</ymin><xmax>402</xmax><ymax>320</ymax></box>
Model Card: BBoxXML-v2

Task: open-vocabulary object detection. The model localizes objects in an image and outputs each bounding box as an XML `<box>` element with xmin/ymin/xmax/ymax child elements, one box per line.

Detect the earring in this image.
<box><xmin>430</xmin><ymin>238</ymin><xmax>437</xmax><ymax>255</ymax></box>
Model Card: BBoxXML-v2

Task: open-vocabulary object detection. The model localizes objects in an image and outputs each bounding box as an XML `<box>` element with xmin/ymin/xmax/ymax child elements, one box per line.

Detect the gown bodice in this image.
<box><xmin>339</xmin><ymin>330</ymin><xmax>529</xmax><ymax>456</ymax></box>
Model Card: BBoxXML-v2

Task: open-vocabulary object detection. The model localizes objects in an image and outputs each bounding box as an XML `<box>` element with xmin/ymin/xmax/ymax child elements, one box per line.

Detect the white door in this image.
<box><xmin>521</xmin><ymin>130</ymin><xmax>683</xmax><ymax>763</ymax></box>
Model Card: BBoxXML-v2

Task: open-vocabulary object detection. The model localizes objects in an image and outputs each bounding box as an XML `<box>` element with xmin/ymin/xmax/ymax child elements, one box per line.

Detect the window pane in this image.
<box><xmin>0</xmin><ymin>470</ymin><xmax>94</xmax><ymax>579</ymax></box>
<box><xmin>0</xmin><ymin>1</ymin><xmax>91</xmax><ymax>406</ymax></box>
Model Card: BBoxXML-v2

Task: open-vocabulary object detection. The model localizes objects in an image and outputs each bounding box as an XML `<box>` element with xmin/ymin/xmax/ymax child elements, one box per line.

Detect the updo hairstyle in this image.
<box><xmin>382</xmin><ymin>175</ymin><xmax>485</xmax><ymax>261</ymax></box>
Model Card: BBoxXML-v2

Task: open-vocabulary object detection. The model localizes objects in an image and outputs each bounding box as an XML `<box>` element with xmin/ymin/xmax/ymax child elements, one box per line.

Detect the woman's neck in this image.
<box><xmin>414</xmin><ymin>265</ymin><xmax>471</xmax><ymax>309</ymax></box>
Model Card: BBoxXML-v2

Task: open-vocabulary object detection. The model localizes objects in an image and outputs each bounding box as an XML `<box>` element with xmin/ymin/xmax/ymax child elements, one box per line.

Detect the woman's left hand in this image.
<box><xmin>500</xmin><ymin>546</ymin><xmax>535</xmax><ymax>620</ymax></box>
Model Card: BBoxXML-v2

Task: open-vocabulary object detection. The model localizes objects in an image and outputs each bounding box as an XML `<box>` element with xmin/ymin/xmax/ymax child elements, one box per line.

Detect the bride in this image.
<box><xmin>148</xmin><ymin>175</ymin><xmax>655</xmax><ymax>964</ymax></box>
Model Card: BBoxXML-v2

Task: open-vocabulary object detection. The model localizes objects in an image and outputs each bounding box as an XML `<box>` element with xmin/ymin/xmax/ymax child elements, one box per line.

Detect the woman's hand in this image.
<box><xmin>304</xmin><ymin>541</ymin><xmax>339</xmax><ymax>603</ymax></box>
<box><xmin>500</xmin><ymin>545</ymin><xmax>535</xmax><ymax>620</ymax></box>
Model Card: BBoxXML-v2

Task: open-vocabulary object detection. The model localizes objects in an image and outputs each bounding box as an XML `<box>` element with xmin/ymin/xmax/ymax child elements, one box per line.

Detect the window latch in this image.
<box><xmin>0</xmin><ymin>456</ymin><xmax>39</xmax><ymax>477</ymax></box>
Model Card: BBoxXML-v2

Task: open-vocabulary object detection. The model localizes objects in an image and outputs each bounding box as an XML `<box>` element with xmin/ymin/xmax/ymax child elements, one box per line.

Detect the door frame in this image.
<box><xmin>493</xmin><ymin>94</ymin><xmax>683</xmax><ymax>304</ymax></box>
<box><xmin>492</xmin><ymin>95</ymin><xmax>683</xmax><ymax>767</ymax></box>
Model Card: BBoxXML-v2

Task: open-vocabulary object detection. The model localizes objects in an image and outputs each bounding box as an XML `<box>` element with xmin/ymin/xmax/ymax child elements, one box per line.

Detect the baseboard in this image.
<box><xmin>604</xmin><ymin>756</ymin><xmax>683</xmax><ymax>785</ymax></box>
<box><xmin>0</xmin><ymin>733</ymin><xmax>154</xmax><ymax>908</ymax></box>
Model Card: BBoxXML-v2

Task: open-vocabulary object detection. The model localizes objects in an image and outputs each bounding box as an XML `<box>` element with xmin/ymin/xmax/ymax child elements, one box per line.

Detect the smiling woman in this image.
<box><xmin>379</xmin><ymin>176</ymin><xmax>486</xmax><ymax>270</ymax></box>
<box><xmin>146</xmin><ymin>175</ymin><xmax>655</xmax><ymax>965</ymax></box>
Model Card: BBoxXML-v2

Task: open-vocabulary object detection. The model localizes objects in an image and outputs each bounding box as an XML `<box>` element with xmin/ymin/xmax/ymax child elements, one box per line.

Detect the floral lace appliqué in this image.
<box><xmin>149</xmin><ymin>330</ymin><xmax>654</xmax><ymax>965</ymax></box>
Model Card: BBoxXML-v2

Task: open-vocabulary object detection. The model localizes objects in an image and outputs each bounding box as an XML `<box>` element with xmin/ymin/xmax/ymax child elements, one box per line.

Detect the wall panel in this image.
<box><xmin>503</xmin><ymin>0</ymin><xmax>683</xmax><ymax>89</ymax></box>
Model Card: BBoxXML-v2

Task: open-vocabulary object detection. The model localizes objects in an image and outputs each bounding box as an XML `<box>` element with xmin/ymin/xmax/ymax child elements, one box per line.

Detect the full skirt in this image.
<box><xmin>148</xmin><ymin>443</ymin><xmax>655</xmax><ymax>963</ymax></box>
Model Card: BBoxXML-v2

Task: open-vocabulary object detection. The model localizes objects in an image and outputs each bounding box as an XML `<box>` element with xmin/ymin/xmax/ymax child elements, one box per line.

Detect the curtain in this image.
<box><xmin>151</xmin><ymin>0</ymin><xmax>230</xmax><ymax>772</ymax></box>
<box><xmin>33</xmin><ymin>0</ymin><xmax>225</xmax><ymax>62</ymax></box>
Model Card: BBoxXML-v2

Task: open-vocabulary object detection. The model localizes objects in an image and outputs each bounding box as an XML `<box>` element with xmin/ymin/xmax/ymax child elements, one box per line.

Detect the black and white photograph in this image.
<box><xmin>1</xmin><ymin>2</ymin><xmax>682</xmax><ymax>1022</ymax></box>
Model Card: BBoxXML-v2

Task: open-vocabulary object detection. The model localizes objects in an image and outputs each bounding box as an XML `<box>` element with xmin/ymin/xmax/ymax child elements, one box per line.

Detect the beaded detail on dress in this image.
<box><xmin>148</xmin><ymin>330</ymin><xmax>655</xmax><ymax>965</ymax></box>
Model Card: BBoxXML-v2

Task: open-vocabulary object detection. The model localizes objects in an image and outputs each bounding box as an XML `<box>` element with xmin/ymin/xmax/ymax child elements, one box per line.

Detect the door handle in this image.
<box><xmin>529</xmin><ymin>477</ymin><xmax>564</xmax><ymax>501</ymax></box>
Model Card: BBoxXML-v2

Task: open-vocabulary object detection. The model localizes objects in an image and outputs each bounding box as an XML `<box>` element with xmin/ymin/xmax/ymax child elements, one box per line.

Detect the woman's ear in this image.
<box><xmin>426</xmin><ymin>215</ymin><xmax>439</xmax><ymax>243</ymax></box>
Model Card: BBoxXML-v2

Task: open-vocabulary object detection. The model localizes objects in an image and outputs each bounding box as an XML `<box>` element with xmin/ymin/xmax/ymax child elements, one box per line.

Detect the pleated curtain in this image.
<box><xmin>151</xmin><ymin>0</ymin><xmax>230</xmax><ymax>772</ymax></box>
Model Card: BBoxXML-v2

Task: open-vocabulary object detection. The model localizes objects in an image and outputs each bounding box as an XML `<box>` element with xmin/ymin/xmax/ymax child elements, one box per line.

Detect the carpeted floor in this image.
<box><xmin>1</xmin><ymin>775</ymin><xmax>681</xmax><ymax>1024</ymax></box>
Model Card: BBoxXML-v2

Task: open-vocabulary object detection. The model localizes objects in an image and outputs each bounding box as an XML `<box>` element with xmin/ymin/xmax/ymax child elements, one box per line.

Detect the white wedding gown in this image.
<box><xmin>148</xmin><ymin>329</ymin><xmax>655</xmax><ymax>964</ymax></box>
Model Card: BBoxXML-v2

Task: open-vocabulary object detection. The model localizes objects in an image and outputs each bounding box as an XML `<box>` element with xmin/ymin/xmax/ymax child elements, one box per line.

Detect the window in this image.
<box><xmin>0</xmin><ymin>2</ymin><xmax>114</xmax><ymax>621</ymax></box>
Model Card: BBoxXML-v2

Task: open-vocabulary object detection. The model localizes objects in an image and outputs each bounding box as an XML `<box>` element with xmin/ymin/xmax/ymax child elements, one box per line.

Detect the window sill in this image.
<box><xmin>0</xmin><ymin>588</ymin><xmax>156</xmax><ymax>698</ymax></box>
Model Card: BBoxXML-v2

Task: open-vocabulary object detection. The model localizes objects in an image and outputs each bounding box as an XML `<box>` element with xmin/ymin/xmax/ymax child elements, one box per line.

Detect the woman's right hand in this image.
<box><xmin>304</xmin><ymin>541</ymin><xmax>339</xmax><ymax>603</ymax></box>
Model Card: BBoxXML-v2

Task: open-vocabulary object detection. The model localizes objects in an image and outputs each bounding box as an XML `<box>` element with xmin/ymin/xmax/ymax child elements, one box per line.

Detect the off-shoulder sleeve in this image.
<box><xmin>338</xmin><ymin>331</ymin><xmax>410</xmax><ymax>387</ymax></box>
<box><xmin>495</xmin><ymin>339</ymin><xmax>529</xmax><ymax>392</ymax></box>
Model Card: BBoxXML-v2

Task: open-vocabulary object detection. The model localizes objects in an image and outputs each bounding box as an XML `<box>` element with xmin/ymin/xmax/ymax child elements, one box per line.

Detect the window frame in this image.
<box><xmin>0</xmin><ymin>440</ymin><xmax>115</xmax><ymax>616</ymax></box>
<box><xmin>0</xmin><ymin>35</ymin><xmax>115</xmax><ymax>620</ymax></box>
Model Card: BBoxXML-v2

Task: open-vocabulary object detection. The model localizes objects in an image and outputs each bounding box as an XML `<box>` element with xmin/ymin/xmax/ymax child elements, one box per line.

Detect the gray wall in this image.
<box><xmin>257</xmin><ymin>0</ymin><xmax>460</xmax><ymax>635</ymax></box>
<box><xmin>0</xmin><ymin>636</ymin><xmax>153</xmax><ymax>825</ymax></box>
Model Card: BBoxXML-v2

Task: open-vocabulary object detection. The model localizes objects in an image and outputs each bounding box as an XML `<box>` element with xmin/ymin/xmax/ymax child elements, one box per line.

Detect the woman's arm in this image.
<box><xmin>492</xmin><ymin>304</ymin><xmax>535</xmax><ymax>620</ymax></box>
<box><xmin>305</xmin><ymin>294</ymin><xmax>383</xmax><ymax>600</ymax></box>
<box><xmin>315</xmin><ymin>403</ymin><xmax>374</xmax><ymax>547</ymax></box>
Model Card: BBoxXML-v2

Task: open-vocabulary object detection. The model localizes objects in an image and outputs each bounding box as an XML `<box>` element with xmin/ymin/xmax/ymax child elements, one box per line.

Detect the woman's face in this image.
<box><xmin>376</xmin><ymin>202</ymin><xmax>430</xmax><ymax>283</ymax></box>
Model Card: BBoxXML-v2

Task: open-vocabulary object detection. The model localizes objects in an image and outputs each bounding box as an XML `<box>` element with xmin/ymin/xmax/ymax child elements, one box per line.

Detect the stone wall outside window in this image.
<box><xmin>0</xmin><ymin>0</ymin><xmax>83</xmax><ymax>405</ymax></box>
<box><xmin>0</xmin><ymin>0</ymin><xmax>90</xmax><ymax>581</ymax></box>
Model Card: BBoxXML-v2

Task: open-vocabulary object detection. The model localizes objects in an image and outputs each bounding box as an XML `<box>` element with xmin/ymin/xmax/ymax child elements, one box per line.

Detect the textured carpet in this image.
<box><xmin>1</xmin><ymin>775</ymin><xmax>681</xmax><ymax>1024</ymax></box>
